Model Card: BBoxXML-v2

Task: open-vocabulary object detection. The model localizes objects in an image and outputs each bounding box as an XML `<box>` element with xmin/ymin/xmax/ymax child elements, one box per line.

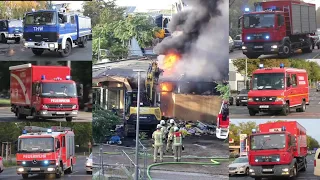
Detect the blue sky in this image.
<box><xmin>232</xmin><ymin>119</ymin><xmax>320</xmax><ymax>143</ymax></box>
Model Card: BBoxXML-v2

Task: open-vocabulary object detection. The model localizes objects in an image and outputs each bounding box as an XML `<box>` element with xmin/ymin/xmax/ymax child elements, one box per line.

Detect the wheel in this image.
<box><xmin>245</xmin><ymin>167</ymin><xmax>249</xmax><ymax>175</ymax></box>
<box><xmin>292</xmin><ymin>164</ymin><xmax>297</xmax><ymax>177</ymax></box>
<box><xmin>66</xmin><ymin>117</ymin><xmax>73</xmax><ymax>122</ymax></box>
<box><xmin>1</xmin><ymin>34</ymin><xmax>7</xmax><ymax>43</ymax></box>
<box><xmin>55</xmin><ymin>164</ymin><xmax>63</xmax><ymax>178</ymax></box>
<box><xmin>248</xmin><ymin>109</ymin><xmax>256</xmax><ymax>116</ymax></box>
<box><xmin>236</xmin><ymin>102</ymin><xmax>240</xmax><ymax>106</ymax></box>
<box><xmin>67</xmin><ymin>161</ymin><xmax>73</xmax><ymax>173</ymax></box>
<box><xmin>281</xmin><ymin>102</ymin><xmax>290</xmax><ymax>116</ymax></box>
<box><xmin>32</xmin><ymin>48</ymin><xmax>44</xmax><ymax>56</ymax></box>
<box><xmin>15</xmin><ymin>37</ymin><xmax>20</xmax><ymax>43</ymax></box>
<box><xmin>245</xmin><ymin>54</ymin><xmax>260</xmax><ymax>59</ymax></box>
<box><xmin>59</xmin><ymin>40</ymin><xmax>72</xmax><ymax>57</ymax></box>
<box><xmin>280</xmin><ymin>42</ymin><xmax>291</xmax><ymax>58</ymax></box>
<box><xmin>297</xmin><ymin>101</ymin><xmax>306</xmax><ymax>112</ymax></box>
<box><xmin>17</xmin><ymin>109</ymin><xmax>26</xmax><ymax>120</ymax></box>
<box><xmin>22</xmin><ymin>174</ymin><xmax>28</xmax><ymax>179</ymax></box>
<box><xmin>79</xmin><ymin>37</ymin><xmax>87</xmax><ymax>48</ymax></box>
<box><xmin>32</xmin><ymin>110</ymin><xmax>39</xmax><ymax>120</ymax></box>
<box><xmin>302</xmin><ymin>38</ymin><xmax>313</xmax><ymax>53</ymax></box>
<box><xmin>301</xmin><ymin>159</ymin><xmax>307</xmax><ymax>172</ymax></box>
<box><xmin>86</xmin><ymin>171</ymin><xmax>92</xmax><ymax>174</ymax></box>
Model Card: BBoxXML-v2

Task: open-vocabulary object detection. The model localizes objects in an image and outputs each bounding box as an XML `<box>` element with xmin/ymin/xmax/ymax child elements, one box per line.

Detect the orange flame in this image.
<box><xmin>163</xmin><ymin>53</ymin><xmax>180</xmax><ymax>75</ymax></box>
<box><xmin>160</xmin><ymin>82</ymin><xmax>173</xmax><ymax>92</ymax></box>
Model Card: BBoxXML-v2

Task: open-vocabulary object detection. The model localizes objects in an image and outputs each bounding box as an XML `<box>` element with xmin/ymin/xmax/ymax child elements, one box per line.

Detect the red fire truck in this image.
<box><xmin>239</xmin><ymin>0</ymin><xmax>316</xmax><ymax>59</ymax></box>
<box><xmin>16</xmin><ymin>126</ymin><xmax>76</xmax><ymax>179</ymax></box>
<box><xmin>216</xmin><ymin>101</ymin><xmax>229</xmax><ymax>139</ymax></box>
<box><xmin>247</xmin><ymin>63</ymin><xmax>309</xmax><ymax>116</ymax></box>
<box><xmin>10</xmin><ymin>63</ymin><xmax>79</xmax><ymax>122</ymax></box>
<box><xmin>248</xmin><ymin>121</ymin><xmax>307</xmax><ymax>179</ymax></box>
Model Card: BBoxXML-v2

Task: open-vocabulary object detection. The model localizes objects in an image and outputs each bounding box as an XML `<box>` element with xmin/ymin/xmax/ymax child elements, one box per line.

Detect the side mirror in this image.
<box><xmin>56</xmin><ymin>142</ymin><xmax>60</xmax><ymax>149</ymax></box>
<box><xmin>238</xmin><ymin>17</ymin><xmax>241</xmax><ymax>29</ymax></box>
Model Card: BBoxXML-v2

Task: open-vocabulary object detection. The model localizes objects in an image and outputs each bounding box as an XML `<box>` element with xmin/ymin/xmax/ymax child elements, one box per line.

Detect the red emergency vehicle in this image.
<box><xmin>16</xmin><ymin>126</ymin><xmax>76</xmax><ymax>179</ymax></box>
<box><xmin>247</xmin><ymin>63</ymin><xmax>309</xmax><ymax>116</ymax></box>
<box><xmin>10</xmin><ymin>63</ymin><xmax>79</xmax><ymax>122</ymax></box>
<box><xmin>248</xmin><ymin>121</ymin><xmax>307</xmax><ymax>179</ymax></box>
<box><xmin>216</xmin><ymin>101</ymin><xmax>229</xmax><ymax>139</ymax></box>
<box><xmin>239</xmin><ymin>0</ymin><xmax>316</xmax><ymax>59</ymax></box>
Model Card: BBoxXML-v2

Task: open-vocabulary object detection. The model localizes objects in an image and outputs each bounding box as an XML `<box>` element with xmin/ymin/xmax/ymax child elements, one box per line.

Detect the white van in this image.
<box><xmin>314</xmin><ymin>148</ymin><xmax>320</xmax><ymax>176</ymax></box>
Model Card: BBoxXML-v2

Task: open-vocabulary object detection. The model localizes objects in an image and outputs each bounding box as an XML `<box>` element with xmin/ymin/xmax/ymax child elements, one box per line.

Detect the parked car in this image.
<box><xmin>314</xmin><ymin>148</ymin><xmax>320</xmax><ymax>176</ymax></box>
<box><xmin>229</xmin><ymin>156</ymin><xmax>250</xmax><ymax>176</ymax></box>
<box><xmin>0</xmin><ymin>156</ymin><xmax>3</xmax><ymax>173</ymax></box>
<box><xmin>229</xmin><ymin>36</ymin><xmax>234</xmax><ymax>52</ymax></box>
<box><xmin>236</xmin><ymin>89</ymin><xmax>249</xmax><ymax>106</ymax></box>
<box><xmin>229</xmin><ymin>96</ymin><xmax>234</xmax><ymax>106</ymax></box>
<box><xmin>234</xmin><ymin>35</ymin><xmax>242</xmax><ymax>49</ymax></box>
<box><xmin>86</xmin><ymin>153</ymin><xmax>93</xmax><ymax>174</ymax></box>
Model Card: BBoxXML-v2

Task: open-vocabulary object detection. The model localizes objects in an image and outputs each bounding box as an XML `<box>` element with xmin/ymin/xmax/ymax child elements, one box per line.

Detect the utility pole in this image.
<box><xmin>133</xmin><ymin>69</ymin><xmax>145</xmax><ymax>180</ymax></box>
<box><xmin>245</xmin><ymin>59</ymin><xmax>247</xmax><ymax>89</ymax></box>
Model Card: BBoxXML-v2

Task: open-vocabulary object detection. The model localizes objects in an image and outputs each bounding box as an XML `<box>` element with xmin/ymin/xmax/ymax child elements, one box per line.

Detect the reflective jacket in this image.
<box><xmin>152</xmin><ymin>130</ymin><xmax>164</xmax><ymax>146</ymax></box>
<box><xmin>173</xmin><ymin>132</ymin><xmax>182</xmax><ymax>146</ymax></box>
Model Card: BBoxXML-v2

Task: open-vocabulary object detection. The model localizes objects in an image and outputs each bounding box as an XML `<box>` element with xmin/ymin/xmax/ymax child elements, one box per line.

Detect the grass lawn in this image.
<box><xmin>0</xmin><ymin>98</ymin><xmax>10</xmax><ymax>105</ymax></box>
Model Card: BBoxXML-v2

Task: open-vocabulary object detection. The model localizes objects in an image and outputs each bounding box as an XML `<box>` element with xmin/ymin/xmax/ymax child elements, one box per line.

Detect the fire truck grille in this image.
<box><xmin>253</xmin><ymin>97</ymin><xmax>276</xmax><ymax>102</ymax></box>
<box><xmin>46</xmin><ymin>104</ymin><xmax>75</xmax><ymax>109</ymax></box>
<box><xmin>23</xmin><ymin>160</ymin><xmax>50</xmax><ymax>167</ymax></box>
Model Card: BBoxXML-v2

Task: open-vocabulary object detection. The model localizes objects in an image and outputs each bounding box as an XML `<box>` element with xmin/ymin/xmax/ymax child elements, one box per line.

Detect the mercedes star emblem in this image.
<box><xmin>32</xmin><ymin>160</ymin><xmax>37</xmax><ymax>164</ymax></box>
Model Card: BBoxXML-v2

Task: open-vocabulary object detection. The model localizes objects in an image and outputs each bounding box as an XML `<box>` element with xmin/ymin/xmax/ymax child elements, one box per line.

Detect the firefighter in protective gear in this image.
<box><xmin>158</xmin><ymin>120</ymin><xmax>167</xmax><ymax>154</ymax></box>
<box><xmin>166</xmin><ymin>119</ymin><xmax>176</xmax><ymax>152</ymax></box>
<box><xmin>152</xmin><ymin>124</ymin><xmax>164</xmax><ymax>163</ymax></box>
<box><xmin>173</xmin><ymin>127</ymin><xmax>183</xmax><ymax>162</ymax></box>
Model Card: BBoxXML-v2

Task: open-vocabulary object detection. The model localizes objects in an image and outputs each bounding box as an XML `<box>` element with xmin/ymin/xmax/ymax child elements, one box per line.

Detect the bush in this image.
<box><xmin>92</xmin><ymin>109</ymin><xmax>121</xmax><ymax>143</ymax></box>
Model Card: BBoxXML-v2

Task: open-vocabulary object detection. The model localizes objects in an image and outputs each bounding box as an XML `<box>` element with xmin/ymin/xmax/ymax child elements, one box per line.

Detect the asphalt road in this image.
<box><xmin>0</xmin><ymin>156</ymin><xmax>91</xmax><ymax>180</ymax></box>
<box><xmin>229</xmin><ymin>47</ymin><xmax>320</xmax><ymax>60</ymax></box>
<box><xmin>92</xmin><ymin>135</ymin><xmax>229</xmax><ymax>180</ymax></box>
<box><xmin>0</xmin><ymin>107</ymin><xmax>92</xmax><ymax>122</ymax></box>
<box><xmin>229</xmin><ymin>155</ymin><xmax>316</xmax><ymax>180</ymax></box>
<box><xmin>0</xmin><ymin>40</ymin><xmax>92</xmax><ymax>61</ymax></box>
<box><xmin>230</xmin><ymin>88</ymin><xmax>320</xmax><ymax>119</ymax></box>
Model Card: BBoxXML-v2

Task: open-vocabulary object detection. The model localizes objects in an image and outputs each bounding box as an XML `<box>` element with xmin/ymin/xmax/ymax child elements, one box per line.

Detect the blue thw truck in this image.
<box><xmin>0</xmin><ymin>19</ymin><xmax>23</xmax><ymax>43</ymax></box>
<box><xmin>23</xmin><ymin>8</ymin><xmax>92</xmax><ymax>57</ymax></box>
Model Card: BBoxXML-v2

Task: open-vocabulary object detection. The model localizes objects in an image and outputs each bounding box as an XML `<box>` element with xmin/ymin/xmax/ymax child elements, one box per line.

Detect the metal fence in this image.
<box><xmin>93</xmin><ymin>140</ymin><xmax>149</xmax><ymax>180</ymax></box>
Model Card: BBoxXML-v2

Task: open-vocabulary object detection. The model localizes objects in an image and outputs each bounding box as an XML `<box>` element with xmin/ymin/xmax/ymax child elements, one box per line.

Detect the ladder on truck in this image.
<box><xmin>283</xmin><ymin>6</ymin><xmax>292</xmax><ymax>36</ymax></box>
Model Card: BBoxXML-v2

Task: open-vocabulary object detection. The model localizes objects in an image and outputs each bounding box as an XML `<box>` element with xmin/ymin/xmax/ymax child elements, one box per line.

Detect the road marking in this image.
<box><xmin>312</xmin><ymin>51</ymin><xmax>320</xmax><ymax>59</ymax></box>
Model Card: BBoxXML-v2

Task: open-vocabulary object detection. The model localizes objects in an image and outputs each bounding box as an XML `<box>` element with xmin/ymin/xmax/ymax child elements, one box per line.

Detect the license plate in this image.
<box><xmin>262</xmin><ymin>169</ymin><xmax>273</xmax><ymax>172</ymax></box>
<box><xmin>56</xmin><ymin>112</ymin><xmax>65</xmax><ymax>115</ymax></box>
<box><xmin>31</xmin><ymin>168</ymin><xmax>40</xmax><ymax>171</ymax></box>
<box><xmin>259</xmin><ymin>105</ymin><xmax>269</xmax><ymax>108</ymax></box>
<box><xmin>254</xmin><ymin>46</ymin><xmax>263</xmax><ymax>48</ymax></box>
<box><xmin>241</xmin><ymin>100</ymin><xmax>247</xmax><ymax>102</ymax></box>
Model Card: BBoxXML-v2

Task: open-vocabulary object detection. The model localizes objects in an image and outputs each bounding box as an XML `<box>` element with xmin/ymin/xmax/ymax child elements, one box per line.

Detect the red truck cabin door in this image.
<box><xmin>276</xmin><ymin>13</ymin><xmax>286</xmax><ymax>38</ymax></box>
<box><xmin>288</xmin><ymin>73</ymin><xmax>299</xmax><ymax>106</ymax></box>
<box><xmin>61</xmin><ymin>135</ymin><xmax>67</xmax><ymax>166</ymax></box>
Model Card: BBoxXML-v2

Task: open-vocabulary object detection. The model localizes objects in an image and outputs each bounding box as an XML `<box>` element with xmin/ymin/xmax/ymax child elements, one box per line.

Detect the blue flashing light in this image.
<box><xmin>265</xmin><ymin>35</ymin><xmax>270</xmax><ymax>39</ymax></box>
<box><xmin>66</xmin><ymin>76</ymin><xmax>71</xmax><ymax>80</ymax></box>
<box><xmin>280</xmin><ymin>63</ymin><xmax>284</xmax><ymax>68</ymax></box>
<box><xmin>252</xmin><ymin>129</ymin><xmax>256</xmax><ymax>133</ymax></box>
<box><xmin>245</xmin><ymin>8</ymin><xmax>250</xmax><ymax>12</ymax></box>
<box><xmin>44</xmin><ymin>160</ymin><xmax>49</xmax><ymax>165</ymax></box>
<box><xmin>22</xmin><ymin>130</ymin><xmax>27</xmax><ymax>134</ymax></box>
<box><xmin>41</xmin><ymin>75</ymin><xmax>46</xmax><ymax>80</ymax></box>
<box><xmin>22</xmin><ymin>161</ymin><xmax>26</xmax><ymax>165</ymax></box>
<box><xmin>47</xmin><ymin>129</ymin><xmax>52</xmax><ymax>133</ymax></box>
<box><xmin>247</xmin><ymin>36</ymin><xmax>251</xmax><ymax>40</ymax></box>
<box><xmin>52</xmin><ymin>6</ymin><xmax>56</xmax><ymax>10</ymax></box>
<box><xmin>281</xmin><ymin>126</ymin><xmax>286</xmax><ymax>131</ymax></box>
<box><xmin>259</xmin><ymin>64</ymin><xmax>264</xmax><ymax>69</ymax></box>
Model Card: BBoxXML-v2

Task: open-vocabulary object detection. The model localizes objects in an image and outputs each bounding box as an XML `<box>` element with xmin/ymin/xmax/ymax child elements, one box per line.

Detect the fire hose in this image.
<box><xmin>102</xmin><ymin>151</ymin><xmax>229</xmax><ymax>180</ymax></box>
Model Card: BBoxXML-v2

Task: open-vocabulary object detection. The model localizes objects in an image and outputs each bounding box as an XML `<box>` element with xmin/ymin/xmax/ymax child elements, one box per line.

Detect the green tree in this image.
<box><xmin>229</xmin><ymin>121</ymin><xmax>257</xmax><ymax>145</ymax></box>
<box><xmin>307</xmin><ymin>135</ymin><xmax>319</xmax><ymax>150</ymax></box>
<box><xmin>92</xmin><ymin>109</ymin><xmax>121</xmax><ymax>143</ymax></box>
<box><xmin>216</xmin><ymin>83</ymin><xmax>230</xmax><ymax>100</ymax></box>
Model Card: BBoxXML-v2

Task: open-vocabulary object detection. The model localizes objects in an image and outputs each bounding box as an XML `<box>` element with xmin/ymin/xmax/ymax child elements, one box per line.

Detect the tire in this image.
<box><xmin>281</xmin><ymin>102</ymin><xmax>290</xmax><ymax>116</ymax></box>
<box><xmin>245</xmin><ymin>167</ymin><xmax>249</xmax><ymax>175</ymax></box>
<box><xmin>249</xmin><ymin>109</ymin><xmax>256</xmax><ymax>116</ymax></box>
<box><xmin>32</xmin><ymin>110</ymin><xmax>39</xmax><ymax>120</ymax></box>
<box><xmin>292</xmin><ymin>164</ymin><xmax>297</xmax><ymax>177</ymax></box>
<box><xmin>66</xmin><ymin>117</ymin><xmax>73</xmax><ymax>122</ymax></box>
<box><xmin>236</xmin><ymin>102</ymin><xmax>240</xmax><ymax>106</ymax></box>
<box><xmin>280</xmin><ymin>42</ymin><xmax>291</xmax><ymax>58</ymax></box>
<box><xmin>59</xmin><ymin>40</ymin><xmax>72</xmax><ymax>57</ymax></box>
<box><xmin>55</xmin><ymin>164</ymin><xmax>63</xmax><ymax>178</ymax></box>
<box><xmin>66</xmin><ymin>161</ymin><xmax>73</xmax><ymax>173</ymax></box>
<box><xmin>245</xmin><ymin>54</ymin><xmax>260</xmax><ymax>59</ymax></box>
<box><xmin>79</xmin><ymin>37</ymin><xmax>87</xmax><ymax>48</ymax></box>
<box><xmin>22</xmin><ymin>174</ymin><xmax>28</xmax><ymax>179</ymax></box>
<box><xmin>32</xmin><ymin>48</ymin><xmax>44</xmax><ymax>56</ymax></box>
<box><xmin>86</xmin><ymin>171</ymin><xmax>92</xmax><ymax>174</ymax></box>
<box><xmin>17</xmin><ymin>109</ymin><xmax>26</xmax><ymax>120</ymax></box>
<box><xmin>301</xmin><ymin>159</ymin><xmax>307</xmax><ymax>172</ymax></box>
<box><xmin>297</xmin><ymin>101</ymin><xmax>306</xmax><ymax>112</ymax></box>
<box><xmin>302</xmin><ymin>38</ymin><xmax>313</xmax><ymax>53</ymax></box>
<box><xmin>1</xmin><ymin>34</ymin><xmax>7</xmax><ymax>43</ymax></box>
<box><xmin>15</xmin><ymin>37</ymin><xmax>20</xmax><ymax>43</ymax></box>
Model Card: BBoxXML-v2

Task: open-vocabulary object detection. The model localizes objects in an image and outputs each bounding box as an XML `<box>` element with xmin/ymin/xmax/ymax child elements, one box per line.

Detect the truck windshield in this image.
<box><xmin>252</xmin><ymin>73</ymin><xmax>285</xmax><ymax>90</ymax></box>
<box><xmin>251</xmin><ymin>134</ymin><xmax>286</xmax><ymax>150</ymax></box>
<box><xmin>18</xmin><ymin>137</ymin><xmax>54</xmax><ymax>152</ymax></box>
<box><xmin>41</xmin><ymin>83</ymin><xmax>77</xmax><ymax>98</ymax></box>
<box><xmin>25</xmin><ymin>12</ymin><xmax>56</xmax><ymax>25</ymax></box>
<box><xmin>244</xmin><ymin>14</ymin><xmax>275</xmax><ymax>28</ymax></box>
<box><xmin>9</xmin><ymin>20</ymin><xmax>23</xmax><ymax>27</ymax></box>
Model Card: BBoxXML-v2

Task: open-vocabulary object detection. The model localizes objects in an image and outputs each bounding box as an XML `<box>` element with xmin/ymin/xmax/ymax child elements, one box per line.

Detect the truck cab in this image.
<box><xmin>0</xmin><ymin>19</ymin><xmax>23</xmax><ymax>43</ymax></box>
<box><xmin>216</xmin><ymin>101</ymin><xmax>229</xmax><ymax>140</ymax></box>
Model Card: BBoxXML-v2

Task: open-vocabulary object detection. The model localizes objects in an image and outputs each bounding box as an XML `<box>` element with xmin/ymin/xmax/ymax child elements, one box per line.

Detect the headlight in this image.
<box><xmin>275</xmin><ymin>97</ymin><xmax>284</xmax><ymax>102</ymax></box>
<box><xmin>242</xmin><ymin>46</ymin><xmax>247</xmax><ymax>50</ymax></box>
<box><xmin>49</xmin><ymin>43</ymin><xmax>55</xmax><ymax>48</ymax></box>
<box><xmin>24</xmin><ymin>43</ymin><xmax>28</xmax><ymax>47</ymax></box>
<box><xmin>236</xmin><ymin>97</ymin><xmax>240</xmax><ymax>99</ymax></box>
<box><xmin>248</xmin><ymin>98</ymin><xmax>253</xmax><ymax>102</ymax></box>
<box><xmin>86</xmin><ymin>162</ymin><xmax>92</xmax><ymax>166</ymax></box>
<box><xmin>18</xmin><ymin>168</ymin><xmax>24</xmax><ymax>172</ymax></box>
<box><xmin>47</xmin><ymin>168</ymin><xmax>55</xmax><ymax>171</ymax></box>
<box><xmin>271</xmin><ymin>45</ymin><xmax>278</xmax><ymax>49</ymax></box>
<box><xmin>72</xmin><ymin>105</ymin><xmax>77</xmax><ymax>109</ymax></box>
<box><xmin>282</xmin><ymin>168</ymin><xmax>289</xmax><ymax>172</ymax></box>
<box><xmin>249</xmin><ymin>169</ymin><xmax>254</xmax><ymax>173</ymax></box>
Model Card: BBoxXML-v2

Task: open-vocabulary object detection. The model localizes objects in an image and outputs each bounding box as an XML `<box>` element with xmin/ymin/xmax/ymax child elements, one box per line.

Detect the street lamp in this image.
<box><xmin>133</xmin><ymin>69</ymin><xmax>145</xmax><ymax>180</ymax></box>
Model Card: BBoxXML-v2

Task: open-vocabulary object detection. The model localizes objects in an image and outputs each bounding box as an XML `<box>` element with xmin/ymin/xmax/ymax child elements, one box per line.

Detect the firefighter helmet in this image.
<box><xmin>174</xmin><ymin>127</ymin><xmax>179</xmax><ymax>132</ymax></box>
<box><xmin>157</xmin><ymin>124</ymin><xmax>162</xmax><ymax>129</ymax></box>
<box><xmin>169</xmin><ymin>119</ymin><xmax>175</xmax><ymax>124</ymax></box>
<box><xmin>160</xmin><ymin>120</ymin><xmax>165</xmax><ymax>125</ymax></box>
